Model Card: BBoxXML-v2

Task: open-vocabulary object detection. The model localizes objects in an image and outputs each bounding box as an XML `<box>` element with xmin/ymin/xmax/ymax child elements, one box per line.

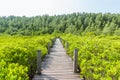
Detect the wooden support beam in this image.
<box><xmin>73</xmin><ymin>48</ymin><xmax>78</xmax><ymax>73</ymax></box>
<box><xmin>48</xmin><ymin>42</ymin><xmax>50</xmax><ymax>54</ymax></box>
<box><xmin>37</xmin><ymin>50</ymin><xmax>41</xmax><ymax>75</ymax></box>
<box><xmin>66</xmin><ymin>42</ymin><xmax>69</xmax><ymax>49</ymax></box>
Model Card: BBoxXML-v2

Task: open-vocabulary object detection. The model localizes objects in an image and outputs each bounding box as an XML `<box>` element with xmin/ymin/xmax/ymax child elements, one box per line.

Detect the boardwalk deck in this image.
<box><xmin>32</xmin><ymin>38</ymin><xmax>81</xmax><ymax>80</ymax></box>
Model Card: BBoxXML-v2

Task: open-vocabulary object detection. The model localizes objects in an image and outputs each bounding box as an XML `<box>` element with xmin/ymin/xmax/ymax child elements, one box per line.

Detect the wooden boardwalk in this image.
<box><xmin>32</xmin><ymin>38</ymin><xmax>81</xmax><ymax>80</ymax></box>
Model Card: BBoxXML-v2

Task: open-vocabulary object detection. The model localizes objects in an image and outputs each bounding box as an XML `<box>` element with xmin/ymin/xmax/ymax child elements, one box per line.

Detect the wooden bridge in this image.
<box><xmin>32</xmin><ymin>38</ymin><xmax>82</xmax><ymax>80</ymax></box>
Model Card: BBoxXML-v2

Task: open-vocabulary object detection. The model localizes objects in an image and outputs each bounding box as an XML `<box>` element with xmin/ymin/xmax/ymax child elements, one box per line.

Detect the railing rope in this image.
<box><xmin>73</xmin><ymin>48</ymin><xmax>78</xmax><ymax>73</ymax></box>
<box><xmin>37</xmin><ymin>50</ymin><xmax>41</xmax><ymax>75</ymax></box>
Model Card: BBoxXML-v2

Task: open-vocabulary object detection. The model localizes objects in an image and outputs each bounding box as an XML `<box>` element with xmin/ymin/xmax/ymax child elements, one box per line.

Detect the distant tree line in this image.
<box><xmin>0</xmin><ymin>13</ymin><xmax>120</xmax><ymax>36</ymax></box>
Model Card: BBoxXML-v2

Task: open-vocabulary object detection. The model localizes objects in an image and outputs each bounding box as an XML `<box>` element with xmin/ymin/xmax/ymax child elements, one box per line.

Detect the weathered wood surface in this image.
<box><xmin>32</xmin><ymin>38</ymin><xmax>81</xmax><ymax>80</ymax></box>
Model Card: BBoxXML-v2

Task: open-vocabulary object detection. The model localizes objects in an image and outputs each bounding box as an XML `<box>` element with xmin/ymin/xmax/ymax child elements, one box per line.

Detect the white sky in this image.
<box><xmin>0</xmin><ymin>0</ymin><xmax>119</xmax><ymax>17</ymax></box>
<box><xmin>0</xmin><ymin>0</ymin><xmax>77</xmax><ymax>16</ymax></box>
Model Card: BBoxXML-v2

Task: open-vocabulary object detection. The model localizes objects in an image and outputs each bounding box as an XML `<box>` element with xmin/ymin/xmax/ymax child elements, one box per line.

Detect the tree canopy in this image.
<box><xmin>0</xmin><ymin>13</ymin><xmax>120</xmax><ymax>36</ymax></box>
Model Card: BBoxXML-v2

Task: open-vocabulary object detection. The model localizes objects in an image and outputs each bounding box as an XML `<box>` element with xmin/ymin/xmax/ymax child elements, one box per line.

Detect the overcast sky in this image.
<box><xmin>0</xmin><ymin>0</ymin><xmax>120</xmax><ymax>16</ymax></box>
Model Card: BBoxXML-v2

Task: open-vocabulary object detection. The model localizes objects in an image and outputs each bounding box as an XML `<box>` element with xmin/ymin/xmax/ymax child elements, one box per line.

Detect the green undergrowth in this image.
<box><xmin>0</xmin><ymin>35</ymin><xmax>53</xmax><ymax>80</ymax></box>
<box><xmin>61</xmin><ymin>34</ymin><xmax>120</xmax><ymax>80</ymax></box>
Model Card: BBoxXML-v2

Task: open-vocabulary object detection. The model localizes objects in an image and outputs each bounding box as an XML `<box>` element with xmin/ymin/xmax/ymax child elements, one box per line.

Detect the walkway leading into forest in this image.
<box><xmin>32</xmin><ymin>38</ymin><xmax>81</xmax><ymax>80</ymax></box>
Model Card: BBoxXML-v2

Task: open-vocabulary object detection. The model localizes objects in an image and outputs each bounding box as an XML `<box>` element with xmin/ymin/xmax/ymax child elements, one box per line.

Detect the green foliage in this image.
<box><xmin>114</xmin><ymin>28</ymin><xmax>120</xmax><ymax>36</ymax></box>
<box><xmin>0</xmin><ymin>13</ymin><xmax>120</xmax><ymax>35</ymax></box>
<box><xmin>0</xmin><ymin>35</ymin><xmax>53</xmax><ymax>79</ymax></box>
<box><xmin>62</xmin><ymin>34</ymin><xmax>120</xmax><ymax>80</ymax></box>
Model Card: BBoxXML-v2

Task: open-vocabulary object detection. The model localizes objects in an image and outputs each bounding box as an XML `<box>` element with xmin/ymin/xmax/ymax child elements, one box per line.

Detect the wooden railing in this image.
<box><xmin>60</xmin><ymin>38</ymin><xmax>80</xmax><ymax>73</ymax></box>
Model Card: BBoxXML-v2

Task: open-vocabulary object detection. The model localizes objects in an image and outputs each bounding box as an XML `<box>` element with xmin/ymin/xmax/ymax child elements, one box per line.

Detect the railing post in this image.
<box><xmin>66</xmin><ymin>42</ymin><xmax>68</xmax><ymax>49</ymax></box>
<box><xmin>59</xmin><ymin>37</ymin><xmax>62</xmax><ymax>43</ymax></box>
<box><xmin>37</xmin><ymin>50</ymin><xmax>41</xmax><ymax>75</ymax></box>
<box><xmin>48</xmin><ymin>42</ymin><xmax>50</xmax><ymax>54</ymax></box>
<box><xmin>73</xmin><ymin>48</ymin><xmax>78</xmax><ymax>73</ymax></box>
<box><xmin>52</xmin><ymin>38</ymin><xmax>55</xmax><ymax>46</ymax></box>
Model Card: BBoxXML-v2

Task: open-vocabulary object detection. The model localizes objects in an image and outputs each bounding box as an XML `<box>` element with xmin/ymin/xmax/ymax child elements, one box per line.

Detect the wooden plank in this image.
<box><xmin>33</xmin><ymin>74</ymin><xmax>80</xmax><ymax>78</ymax></box>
